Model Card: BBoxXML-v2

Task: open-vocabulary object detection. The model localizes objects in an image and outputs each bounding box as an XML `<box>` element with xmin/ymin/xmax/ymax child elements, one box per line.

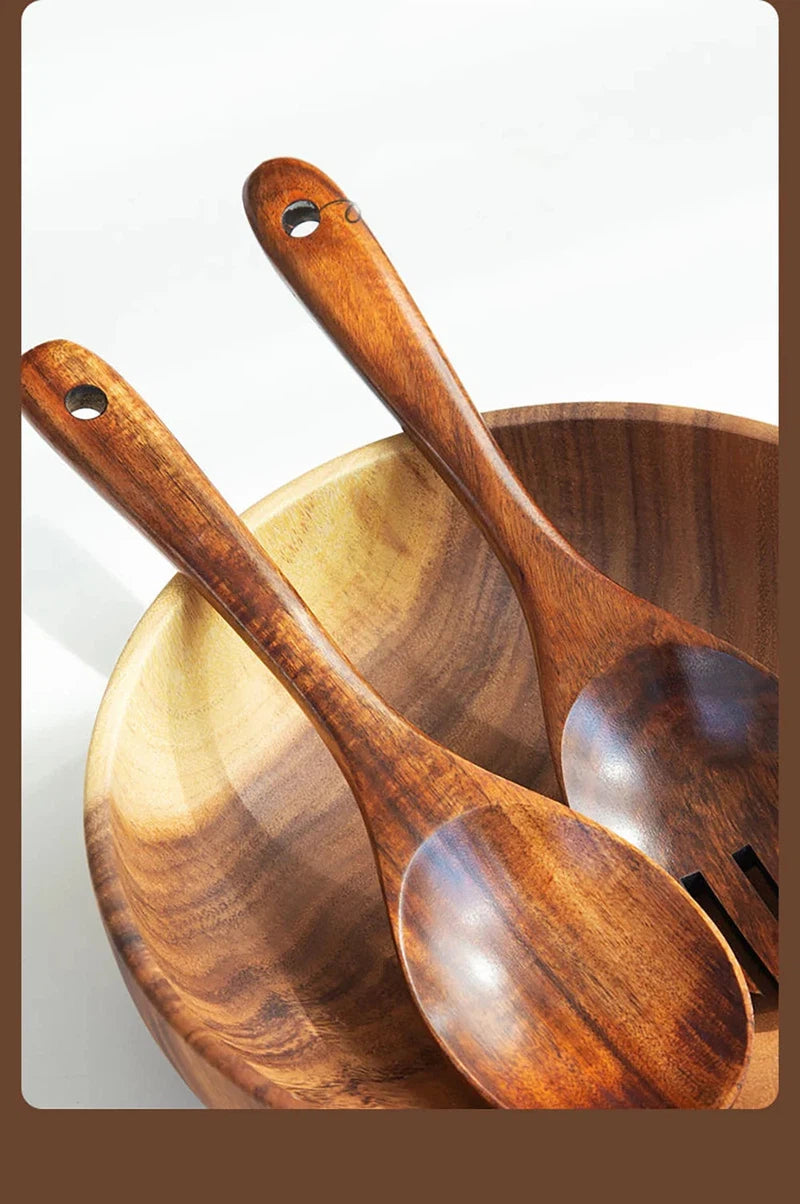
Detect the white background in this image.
<box><xmin>22</xmin><ymin>0</ymin><xmax>777</xmax><ymax>1107</ymax></box>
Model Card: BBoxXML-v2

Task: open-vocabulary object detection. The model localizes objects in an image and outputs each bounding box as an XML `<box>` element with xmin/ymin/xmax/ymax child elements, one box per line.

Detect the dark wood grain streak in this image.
<box><xmin>244</xmin><ymin>159</ymin><xmax>778</xmax><ymax>981</ymax></box>
<box><xmin>23</xmin><ymin>343</ymin><xmax>753</xmax><ymax>1109</ymax></box>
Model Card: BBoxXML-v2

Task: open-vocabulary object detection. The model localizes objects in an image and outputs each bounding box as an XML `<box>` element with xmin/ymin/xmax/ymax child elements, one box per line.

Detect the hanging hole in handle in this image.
<box><xmin>281</xmin><ymin>199</ymin><xmax>321</xmax><ymax>238</ymax></box>
<box><xmin>64</xmin><ymin>384</ymin><xmax>108</xmax><ymax>420</ymax></box>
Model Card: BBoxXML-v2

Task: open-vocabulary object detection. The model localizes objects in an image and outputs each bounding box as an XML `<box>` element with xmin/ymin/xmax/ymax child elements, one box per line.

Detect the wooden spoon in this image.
<box><xmin>243</xmin><ymin>158</ymin><xmax>779</xmax><ymax>986</ymax></box>
<box><xmin>22</xmin><ymin>340</ymin><xmax>753</xmax><ymax>1108</ymax></box>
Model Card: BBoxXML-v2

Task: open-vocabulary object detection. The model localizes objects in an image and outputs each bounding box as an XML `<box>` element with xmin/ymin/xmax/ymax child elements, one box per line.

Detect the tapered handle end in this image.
<box><xmin>22</xmin><ymin>340</ymin><xmax>123</xmax><ymax>444</ymax></box>
<box><xmin>243</xmin><ymin>157</ymin><xmax>351</xmax><ymax>257</ymax></box>
<box><xmin>23</xmin><ymin>337</ymin><xmax>105</xmax><ymax>394</ymax></box>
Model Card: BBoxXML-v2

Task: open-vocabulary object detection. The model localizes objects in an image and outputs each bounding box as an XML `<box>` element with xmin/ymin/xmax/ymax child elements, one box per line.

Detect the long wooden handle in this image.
<box><xmin>243</xmin><ymin>158</ymin><xmax>573</xmax><ymax>593</ymax></box>
<box><xmin>21</xmin><ymin>340</ymin><xmax>402</xmax><ymax>779</ymax></box>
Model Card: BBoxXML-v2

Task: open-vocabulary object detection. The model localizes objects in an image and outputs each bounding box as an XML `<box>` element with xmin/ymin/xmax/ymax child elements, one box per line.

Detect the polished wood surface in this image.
<box><xmin>244</xmin><ymin>159</ymin><xmax>778</xmax><ymax>985</ymax></box>
<box><xmin>75</xmin><ymin>400</ymin><xmax>774</xmax><ymax>1109</ymax></box>
<box><xmin>23</xmin><ymin>342</ymin><xmax>754</xmax><ymax>1109</ymax></box>
<box><xmin>563</xmin><ymin>645</ymin><xmax>778</xmax><ymax>985</ymax></box>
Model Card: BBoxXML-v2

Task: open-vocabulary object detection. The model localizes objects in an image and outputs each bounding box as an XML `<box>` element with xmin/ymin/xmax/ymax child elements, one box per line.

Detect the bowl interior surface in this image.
<box><xmin>85</xmin><ymin>403</ymin><xmax>777</xmax><ymax>1109</ymax></box>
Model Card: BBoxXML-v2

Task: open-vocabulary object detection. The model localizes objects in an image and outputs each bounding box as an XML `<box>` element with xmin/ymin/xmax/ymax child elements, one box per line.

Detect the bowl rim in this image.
<box><xmin>83</xmin><ymin>401</ymin><xmax>777</xmax><ymax>1108</ymax></box>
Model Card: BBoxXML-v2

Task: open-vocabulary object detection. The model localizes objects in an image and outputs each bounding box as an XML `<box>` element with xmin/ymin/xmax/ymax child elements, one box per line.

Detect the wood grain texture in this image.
<box><xmin>244</xmin><ymin>159</ymin><xmax>778</xmax><ymax>983</ymax></box>
<box><xmin>23</xmin><ymin>343</ymin><xmax>754</xmax><ymax>1109</ymax></box>
<box><xmin>563</xmin><ymin>645</ymin><xmax>778</xmax><ymax>982</ymax></box>
<box><xmin>75</xmin><ymin>400</ymin><xmax>776</xmax><ymax>1109</ymax></box>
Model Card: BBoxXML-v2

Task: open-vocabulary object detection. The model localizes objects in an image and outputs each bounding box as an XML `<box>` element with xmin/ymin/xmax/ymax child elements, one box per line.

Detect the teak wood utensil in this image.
<box><xmin>23</xmin><ymin>340</ymin><xmax>753</xmax><ymax>1109</ymax></box>
<box><xmin>244</xmin><ymin>158</ymin><xmax>779</xmax><ymax>986</ymax></box>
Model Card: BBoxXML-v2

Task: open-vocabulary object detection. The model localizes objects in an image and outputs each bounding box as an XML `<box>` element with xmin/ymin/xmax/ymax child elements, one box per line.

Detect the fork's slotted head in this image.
<box><xmin>562</xmin><ymin>644</ymin><xmax>778</xmax><ymax>984</ymax></box>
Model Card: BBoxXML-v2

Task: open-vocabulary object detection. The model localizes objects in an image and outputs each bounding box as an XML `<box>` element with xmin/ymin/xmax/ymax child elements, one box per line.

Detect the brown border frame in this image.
<box><xmin>6</xmin><ymin>0</ymin><xmax>794</xmax><ymax>1197</ymax></box>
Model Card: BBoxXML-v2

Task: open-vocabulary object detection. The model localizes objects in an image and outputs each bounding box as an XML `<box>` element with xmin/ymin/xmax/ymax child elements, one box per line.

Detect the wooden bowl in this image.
<box><xmin>85</xmin><ymin>403</ymin><xmax>778</xmax><ymax>1109</ymax></box>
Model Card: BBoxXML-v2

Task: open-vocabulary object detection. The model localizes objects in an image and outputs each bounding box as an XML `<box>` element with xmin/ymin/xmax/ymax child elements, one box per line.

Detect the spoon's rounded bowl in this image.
<box><xmin>85</xmin><ymin>402</ymin><xmax>777</xmax><ymax>1108</ymax></box>
<box><xmin>398</xmin><ymin>797</ymin><xmax>753</xmax><ymax>1110</ymax></box>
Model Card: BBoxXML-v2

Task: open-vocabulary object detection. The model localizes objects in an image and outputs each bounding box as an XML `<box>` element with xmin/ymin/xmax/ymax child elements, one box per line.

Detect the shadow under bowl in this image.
<box><xmin>85</xmin><ymin>402</ymin><xmax>778</xmax><ymax>1109</ymax></box>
